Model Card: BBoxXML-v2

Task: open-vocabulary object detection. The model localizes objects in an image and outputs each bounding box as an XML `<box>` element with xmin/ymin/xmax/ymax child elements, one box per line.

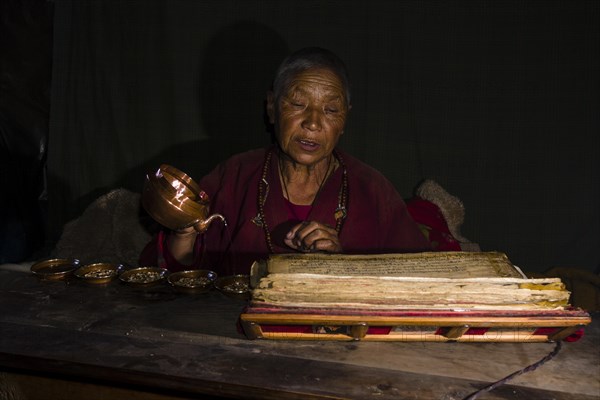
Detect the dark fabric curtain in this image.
<box><xmin>0</xmin><ymin>0</ymin><xmax>53</xmax><ymax>263</ymax></box>
<box><xmin>47</xmin><ymin>0</ymin><xmax>599</xmax><ymax>272</ymax></box>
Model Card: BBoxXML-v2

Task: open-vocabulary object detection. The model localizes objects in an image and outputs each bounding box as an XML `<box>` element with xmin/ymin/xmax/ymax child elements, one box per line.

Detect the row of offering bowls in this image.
<box><xmin>30</xmin><ymin>258</ymin><xmax>250</xmax><ymax>299</ymax></box>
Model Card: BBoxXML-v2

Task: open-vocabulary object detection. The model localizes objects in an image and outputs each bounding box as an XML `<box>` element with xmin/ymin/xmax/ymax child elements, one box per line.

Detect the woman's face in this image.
<box><xmin>268</xmin><ymin>67</ymin><xmax>349</xmax><ymax>167</ymax></box>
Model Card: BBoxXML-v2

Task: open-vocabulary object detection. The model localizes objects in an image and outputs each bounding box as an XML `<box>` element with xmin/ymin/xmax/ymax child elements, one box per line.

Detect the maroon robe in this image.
<box><xmin>139</xmin><ymin>147</ymin><xmax>430</xmax><ymax>275</ymax></box>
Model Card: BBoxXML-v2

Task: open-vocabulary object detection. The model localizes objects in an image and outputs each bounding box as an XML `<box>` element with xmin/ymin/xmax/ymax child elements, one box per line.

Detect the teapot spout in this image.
<box><xmin>193</xmin><ymin>213</ymin><xmax>227</xmax><ymax>233</ymax></box>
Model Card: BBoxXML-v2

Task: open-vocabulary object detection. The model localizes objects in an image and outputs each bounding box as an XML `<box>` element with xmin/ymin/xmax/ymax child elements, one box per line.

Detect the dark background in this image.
<box><xmin>2</xmin><ymin>0</ymin><xmax>598</xmax><ymax>273</ymax></box>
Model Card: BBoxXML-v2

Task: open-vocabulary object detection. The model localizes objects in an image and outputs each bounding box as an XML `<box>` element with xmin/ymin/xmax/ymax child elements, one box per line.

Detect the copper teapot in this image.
<box><xmin>142</xmin><ymin>164</ymin><xmax>226</xmax><ymax>233</ymax></box>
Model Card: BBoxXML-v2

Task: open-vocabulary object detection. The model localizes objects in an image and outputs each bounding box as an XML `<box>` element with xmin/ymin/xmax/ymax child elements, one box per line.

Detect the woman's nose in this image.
<box><xmin>301</xmin><ymin>107</ymin><xmax>322</xmax><ymax>131</ymax></box>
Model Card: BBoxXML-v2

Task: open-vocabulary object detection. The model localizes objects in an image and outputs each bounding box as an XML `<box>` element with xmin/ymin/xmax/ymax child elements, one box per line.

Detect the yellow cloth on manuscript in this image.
<box><xmin>528</xmin><ymin>267</ymin><xmax>600</xmax><ymax>312</ymax></box>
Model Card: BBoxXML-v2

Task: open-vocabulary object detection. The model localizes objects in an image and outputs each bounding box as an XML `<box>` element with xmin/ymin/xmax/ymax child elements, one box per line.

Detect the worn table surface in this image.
<box><xmin>0</xmin><ymin>269</ymin><xmax>598</xmax><ymax>399</ymax></box>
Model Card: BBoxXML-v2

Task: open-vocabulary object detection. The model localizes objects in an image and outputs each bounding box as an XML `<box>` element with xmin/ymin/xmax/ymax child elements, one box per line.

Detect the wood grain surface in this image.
<box><xmin>0</xmin><ymin>270</ymin><xmax>597</xmax><ymax>399</ymax></box>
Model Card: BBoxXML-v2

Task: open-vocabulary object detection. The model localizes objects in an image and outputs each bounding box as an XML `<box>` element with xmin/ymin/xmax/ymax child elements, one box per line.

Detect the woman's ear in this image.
<box><xmin>266</xmin><ymin>91</ymin><xmax>276</xmax><ymax>124</ymax></box>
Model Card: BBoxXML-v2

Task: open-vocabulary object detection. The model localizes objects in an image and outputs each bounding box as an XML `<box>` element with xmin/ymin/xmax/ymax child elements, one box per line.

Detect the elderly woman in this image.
<box><xmin>140</xmin><ymin>47</ymin><xmax>430</xmax><ymax>275</ymax></box>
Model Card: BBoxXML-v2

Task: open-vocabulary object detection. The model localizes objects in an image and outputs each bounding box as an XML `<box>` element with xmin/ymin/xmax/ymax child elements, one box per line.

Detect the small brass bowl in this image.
<box><xmin>74</xmin><ymin>263</ymin><xmax>124</xmax><ymax>285</ymax></box>
<box><xmin>215</xmin><ymin>274</ymin><xmax>251</xmax><ymax>300</ymax></box>
<box><xmin>168</xmin><ymin>269</ymin><xmax>217</xmax><ymax>293</ymax></box>
<box><xmin>31</xmin><ymin>258</ymin><xmax>80</xmax><ymax>281</ymax></box>
<box><xmin>119</xmin><ymin>267</ymin><xmax>169</xmax><ymax>287</ymax></box>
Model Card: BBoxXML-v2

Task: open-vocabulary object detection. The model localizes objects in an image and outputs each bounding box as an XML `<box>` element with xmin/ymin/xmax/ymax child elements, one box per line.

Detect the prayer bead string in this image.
<box><xmin>255</xmin><ymin>148</ymin><xmax>347</xmax><ymax>253</ymax></box>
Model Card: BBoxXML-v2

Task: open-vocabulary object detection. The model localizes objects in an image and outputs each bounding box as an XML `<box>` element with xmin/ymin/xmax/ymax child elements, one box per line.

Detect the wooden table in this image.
<box><xmin>0</xmin><ymin>269</ymin><xmax>598</xmax><ymax>399</ymax></box>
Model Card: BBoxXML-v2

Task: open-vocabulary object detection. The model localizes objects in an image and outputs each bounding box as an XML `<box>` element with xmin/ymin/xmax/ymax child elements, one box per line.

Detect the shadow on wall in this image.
<box><xmin>47</xmin><ymin>21</ymin><xmax>290</xmax><ymax>253</ymax></box>
<box><xmin>122</xmin><ymin>20</ymin><xmax>289</xmax><ymax>192</ymax></box>
<box><xmin>132</xmin><ymin>20</ymin><xmax>290</xmax><ymax>186</ymax></box>
<box><xmin>199</xmin><ymin>20</ymin><xmax>289</xmax><ymax>150</ymax></box>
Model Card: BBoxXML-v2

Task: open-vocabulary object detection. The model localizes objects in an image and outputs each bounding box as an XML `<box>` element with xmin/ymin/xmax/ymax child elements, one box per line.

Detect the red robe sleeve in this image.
<box><xmin>138</xmin><ymin>230</ymin><xmax>204</xmax><ymax>272</ymax></box>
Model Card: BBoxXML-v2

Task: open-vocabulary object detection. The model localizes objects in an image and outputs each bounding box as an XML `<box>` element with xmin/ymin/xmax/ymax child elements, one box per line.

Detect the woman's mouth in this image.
<box><xmin>298</xmin><ymin>139</ymin><xmax>320</xmax><ymax>151</ymax></box>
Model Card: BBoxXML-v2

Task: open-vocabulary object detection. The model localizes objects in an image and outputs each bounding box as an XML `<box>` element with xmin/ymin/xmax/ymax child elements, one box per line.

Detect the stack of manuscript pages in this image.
<box><xmin>240</xmin><ymin>252</ymin><xmax>591</xmax><ymax>342</ymax></box>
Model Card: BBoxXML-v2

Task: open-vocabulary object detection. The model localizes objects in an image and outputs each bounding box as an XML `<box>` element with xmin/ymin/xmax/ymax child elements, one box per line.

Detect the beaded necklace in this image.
<box><xmin>279</xmin><ymin>151</ymin><xmax>333</xmax><ymax>209</ymax></box>
<box><xmin>254</xmin><ymin>148</ymin><xmax>348</xmax><ymax>253</ymax></box>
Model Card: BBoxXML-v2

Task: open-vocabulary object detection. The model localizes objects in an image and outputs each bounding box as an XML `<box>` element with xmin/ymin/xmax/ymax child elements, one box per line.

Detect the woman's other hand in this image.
<box><xmin>284</xmin><ymin>221</ymin><xmax>342</xmax><ymax>253</ymax></box>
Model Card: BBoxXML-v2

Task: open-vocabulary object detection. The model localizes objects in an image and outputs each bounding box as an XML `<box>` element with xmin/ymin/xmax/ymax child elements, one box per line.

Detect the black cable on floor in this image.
<box><xmin>462</xmin><ymin>340</ymin><xmax>563</xmax><ymax>400</ymax></box>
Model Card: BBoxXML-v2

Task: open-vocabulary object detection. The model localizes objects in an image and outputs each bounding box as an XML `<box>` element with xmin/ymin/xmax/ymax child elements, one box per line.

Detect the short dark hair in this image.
<box><xmin>271</xmin><ymin>47</ymin><xmax>351</xmax><ymax>107</ymax></box>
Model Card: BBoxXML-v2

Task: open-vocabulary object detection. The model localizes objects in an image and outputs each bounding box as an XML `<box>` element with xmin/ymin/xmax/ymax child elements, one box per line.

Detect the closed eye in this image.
<box><xmin>284</xmin><ymin>98</ymin><xmax>305</xmax><ymax>109</ymax></box>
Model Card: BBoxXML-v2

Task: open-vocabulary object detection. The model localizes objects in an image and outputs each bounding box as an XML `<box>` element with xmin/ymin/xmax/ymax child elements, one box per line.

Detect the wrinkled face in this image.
<box><xmin>268</xmin><ymin>68</ymin><xmax>349</xmax><ymax>167</ymax></box>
